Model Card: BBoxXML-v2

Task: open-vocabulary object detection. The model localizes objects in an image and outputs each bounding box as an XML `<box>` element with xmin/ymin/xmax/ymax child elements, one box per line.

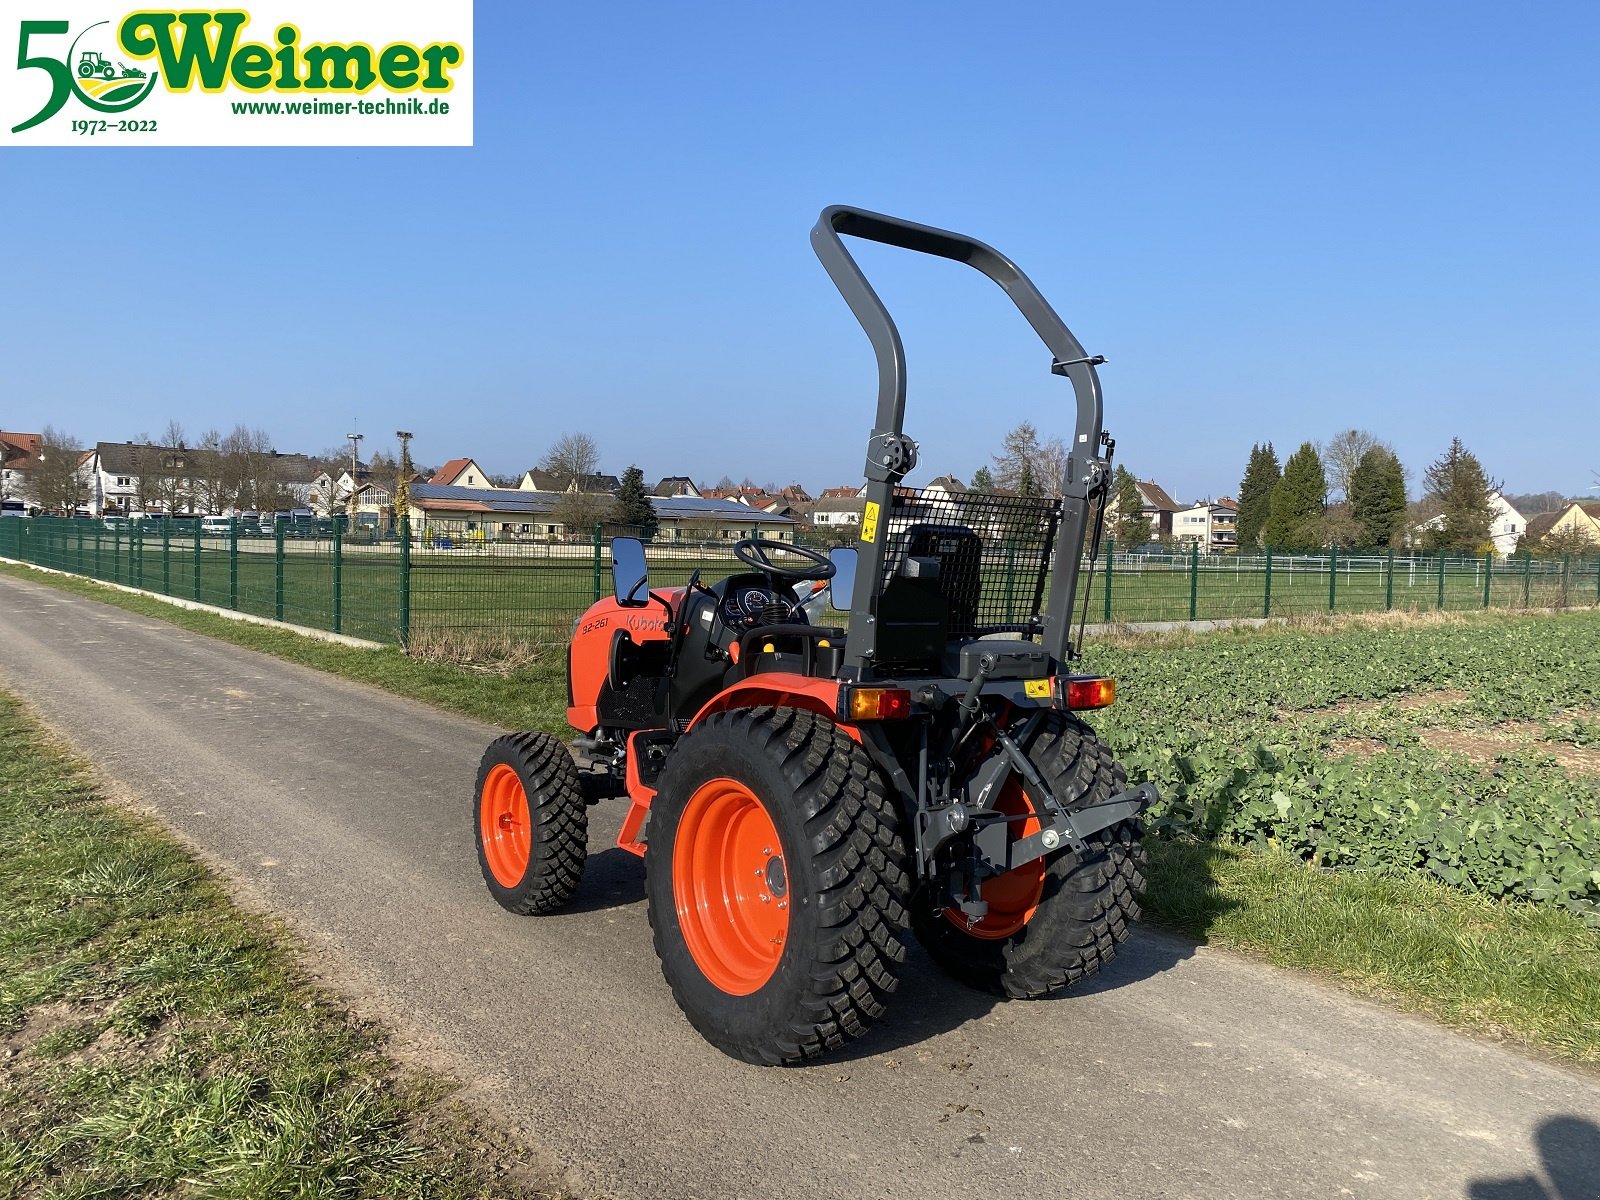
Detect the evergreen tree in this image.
<box><xmin>1263</xmin><ymin>442</ymin><xmax>1327</xmax><ymax>551</ymax></box>
<box><xmin>615</xmin><ymin>464</ymin><xmax>659</xmax><ymax>538</ymax></box>
<box><xmin>1235</xmin><ymin>442</ymin><xmax>1280</xmax><ymax>550</ymax></box>
<box><xmin>1348</xmin><ymin>447</ymin><xmax>1407</xmax><ymax>548</ymax></box>
<box><xmin>1017</xmin><ymin>461</ymin><xmax>1039</xmax><ymax>498</ymax></box>
<box><xmin>1422</xmin><ymin>437</ymin><xmax>1497</xmax><ymax>552</ymax></box>
<box><xmin>970</xmin><ymin>465</ymin><xmax>995</xmax><ymax>492</ymax></box>
<box><xmin>1111</xmin><ymin>465</ymin><xmax>1151</xmax><ymax>548</ymax></box>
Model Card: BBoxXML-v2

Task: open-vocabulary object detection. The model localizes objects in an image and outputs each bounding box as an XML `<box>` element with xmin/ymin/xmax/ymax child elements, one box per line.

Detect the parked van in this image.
<box><xmin>200</xmin><ymin>516</ymin><xmax>232</xmax><ymax>537</ymax></box>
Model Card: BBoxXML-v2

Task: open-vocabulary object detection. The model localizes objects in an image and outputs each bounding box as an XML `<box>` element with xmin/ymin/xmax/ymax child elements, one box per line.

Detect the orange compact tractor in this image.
<box><xmin>473</xmin><ymin>207</ymin><xmax>1156</xmax><ymax>1064</ymax></box>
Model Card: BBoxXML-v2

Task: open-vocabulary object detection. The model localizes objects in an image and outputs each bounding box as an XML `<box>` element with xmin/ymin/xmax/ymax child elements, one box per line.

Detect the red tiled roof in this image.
<box><xmin>431</xmin><ymin>458</ymin><xmax>473</xmax><ymax>485</ymax></box>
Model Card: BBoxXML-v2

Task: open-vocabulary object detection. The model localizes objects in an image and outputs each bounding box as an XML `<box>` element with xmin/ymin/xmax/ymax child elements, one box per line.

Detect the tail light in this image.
<box><xmin>845</xmin><ymin>687</ymin><xmax>913</xmax><ymax>721</ymax></box>
<box><xmin>1060</xmin><ymin>676</ymin><xmax>1116</xmax><ymax>710</ymax></box>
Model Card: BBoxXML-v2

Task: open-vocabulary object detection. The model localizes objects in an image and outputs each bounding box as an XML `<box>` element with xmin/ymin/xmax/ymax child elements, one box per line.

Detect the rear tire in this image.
<box><xmin>913</xmin><ymin>712</ymin><xmax>1145</xmax><ymax>998</ymax></box>
<box><xmin>473</xmin><ymin>732</ymin><xmax>588</xmax><ymax>914</ymax></box>
<box><xmin>645</xmin><ymin>707</ymin><xmax>912</xmax><ymax>1065</ymax></box>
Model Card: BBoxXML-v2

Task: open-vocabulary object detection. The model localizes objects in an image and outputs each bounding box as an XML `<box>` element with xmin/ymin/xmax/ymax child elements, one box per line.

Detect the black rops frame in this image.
<box><xmin>809</xmin><ymin>205</ymin><xmax>1110</xmax><ymax>677</ymax></box>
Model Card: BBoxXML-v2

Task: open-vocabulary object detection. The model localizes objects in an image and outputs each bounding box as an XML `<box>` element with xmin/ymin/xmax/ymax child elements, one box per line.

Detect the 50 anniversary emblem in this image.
<box><xmin>4</xmin><ymin>3</ymin><xmax>473</xmax><ymax>146</ymax></box>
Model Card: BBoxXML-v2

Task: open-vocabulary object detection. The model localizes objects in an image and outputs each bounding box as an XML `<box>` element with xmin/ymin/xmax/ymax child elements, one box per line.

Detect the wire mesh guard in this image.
<box><xmin>879</xmin><ymin>487</ymin><xmax>1062</xmax><ymax>636</ymax></box>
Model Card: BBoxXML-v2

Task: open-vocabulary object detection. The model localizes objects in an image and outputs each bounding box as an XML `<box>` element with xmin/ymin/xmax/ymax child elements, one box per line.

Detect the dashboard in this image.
<box><xmin>719</xmin><ymin>580</ymin><xmax>798</xmax><ymax>630</ymax></box>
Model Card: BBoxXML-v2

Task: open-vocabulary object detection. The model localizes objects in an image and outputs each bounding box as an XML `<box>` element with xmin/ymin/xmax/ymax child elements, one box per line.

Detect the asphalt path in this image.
<box><xmin>2</xmin><ymin>569</ymin><xmax>1597</xmax><ymax>1200</ymax></box>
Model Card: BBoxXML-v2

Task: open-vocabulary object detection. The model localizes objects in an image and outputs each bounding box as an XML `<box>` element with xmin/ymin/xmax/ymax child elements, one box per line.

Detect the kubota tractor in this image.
<box><xmin>473</xmin><ymin>206</ymin><xmax>1156</xmax><ymax>1065</ymax></box>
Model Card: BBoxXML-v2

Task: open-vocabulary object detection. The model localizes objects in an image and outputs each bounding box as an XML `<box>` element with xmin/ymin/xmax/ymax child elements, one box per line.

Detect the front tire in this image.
<box><xmin>473</xmin><ymin>732</ymin><xmax>588</xmax><ymax>914</ymax></box>
<box><xmin>646</xmin><ymin>707</ymin><xmax>912</xmax><ymax>1065</ymax></box>
<box><xmin>913</xmin><ymin>711</ymin><xmax>1145</xmax><ymax>998</ymax></box>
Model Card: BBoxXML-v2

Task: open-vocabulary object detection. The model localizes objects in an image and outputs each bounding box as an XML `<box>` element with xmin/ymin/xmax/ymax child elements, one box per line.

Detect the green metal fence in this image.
<box><xmin>0</xmin><ymin>516</ymin><xmax>405</xmax><ymax>643</ymax></box>
<box><xmin>3</xmin><ymin>516</ymin><xmax>1597</xmax><ymax>647</ymax></box>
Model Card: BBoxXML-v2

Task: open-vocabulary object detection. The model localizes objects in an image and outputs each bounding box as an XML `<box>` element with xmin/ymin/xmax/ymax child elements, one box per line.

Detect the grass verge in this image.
<box><xmin>1145</xmin><ymin>840</ymin><xmax>1600</xmax><ymax>1064</ymax></box>
<box><xmin>4</xmin><ymin>562</ymin><xmax>1599</xmax><ymax>1071</ymax></box>
<box><xmin>0</xmin><ymin>687</ymin><xmax>564</xmax><ymax>1199</ymax></box>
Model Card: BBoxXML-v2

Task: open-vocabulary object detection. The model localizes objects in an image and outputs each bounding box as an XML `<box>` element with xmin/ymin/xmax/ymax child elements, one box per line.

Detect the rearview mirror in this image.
<box><xmin>828</xmin><ymin>547</ymin><xmax>858</xmax><ymax>607</ymax></box>
<box><xmin>612</xmin><ymin>537</ymin><xmax>650</xmax><ymax>607</ymax></box>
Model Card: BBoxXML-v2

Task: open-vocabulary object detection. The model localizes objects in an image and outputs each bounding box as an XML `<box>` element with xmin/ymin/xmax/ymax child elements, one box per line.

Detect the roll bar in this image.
<box><xmin>809</xmin><ymin>205</ymin><xmax>1105</xmax><ymax>469</ymax></box>
<box><xmin>810</xmin><ymin>205</ymin><xmax>1110</xmax><ymax>671</ymax></box>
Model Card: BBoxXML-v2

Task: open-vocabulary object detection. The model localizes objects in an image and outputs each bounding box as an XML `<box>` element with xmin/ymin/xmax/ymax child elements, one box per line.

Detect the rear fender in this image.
<box><xmin>686</xmin><ymin>674</ymin><xmax>858</xmax><ymax>741</ymax></box>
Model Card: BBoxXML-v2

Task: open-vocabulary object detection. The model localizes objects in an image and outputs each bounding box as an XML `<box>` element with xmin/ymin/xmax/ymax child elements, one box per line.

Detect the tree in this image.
<box><xmin>553</xmin><ymin>490</ymin><xmax>617</xmax><ymax>537</ymax></box>
<box><xmin>1263</xmin><ymin>442</ymin><xmax>1327</xmax><ymax>551</ymax></box>
<box><xmin>190</xmin><ymin>428</ymin><xmax>229</xmax><ymax>514</ymax></box>
<box><xmin>540</xmin><ymin>432</ymin><xmax>601</xmax><ymax>485</ymax></box>
<box><xmin>1503</xmin><ymin>490</ymin><xmax>1568</xmax><ymax>516</ymax></box>
<box><xmin>20</xmin><ymin>427</ymin><xmax>90</xmax><ymax>515</ymax></box>
<box><xmin>1017</xmin><ymin>461</ymin><xmax>1039</xmax><ymax>499</ymax></box>
<box><xmin>1348</xmin><ymin>446</ymin><xmax>1408</xmax><ymax>548</ymax></box>
<box><xmin>394</xmin><ymin>433</ymin><xmax>416</xmax><ymax>531</ymax></box>
<box><xmin>1235</xmin><ymin>443</ymin><xmax>1280</xmax><ymax>550</ymax></box>
<box><xmin>1321</xmin><ymin>429</ymin><xmax>1384</xmax><ymax>503</ymax></box>
<box><xmin>970</xmin><ymin>465</ymin><xmax>995</xmax><ymax>492</ymax></box>
<box><xmin>147</xmin><ymin>421</ymin><xmax>193</xmax><ymax>514</ymax></box>
<box><xmin>615</xmin><ymin>465</ymin><xmax>659</xmax><ymax>537</ymax></box>
<box><xmin>1422</xmin><ymin>437</ymin><xmax>1498</xmax><ymax>552</ymax></box>
<box><xmin>990</xmin><ymin>421</ymin><xmax>1068</xmax><ymax>498</ymax></box>
<box><xmin>1532</xmin><ymin>523</ymin><xmax>1600</xmax><ymax>557</ymax></box>
<box><xmin>1110</xmin><ymin>466</ymin><xmax>1151</xmax><ymax>549</ymax></box>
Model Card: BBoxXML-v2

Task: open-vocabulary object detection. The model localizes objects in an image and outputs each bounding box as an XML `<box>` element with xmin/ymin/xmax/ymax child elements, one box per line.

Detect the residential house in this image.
<box><xmin>1174</xmin><ymin>498</ymin><xmax>1239</xmax><ymax>553</ymax></box>
<box><xmin>652</xmin><ymin>476</ymin><xmax>701</xmax><ymax>498</ymax></box>
<box><xmin>811</xmin><ymin>494</ymin><xmax>866</xmax><ymax>529</ymax></box>
<box><xmin>431</xmin><ymin>458</ymin><xmax>494</xmax><ymax>489</ymax></box>
<box><xmin>1</xmin><ymin>431</ymin><xmax>41</xmax><ymax>509</ymax></box>
<box><xmin>1103</xmin><ymin>478</ymin><xmax>1181</xmax><ymax>540</ymax></box>
<box><xmin>1412</xmin><ymin>491</ymin><xmax>1527</xmax><ymax>557</ymax></box>
<box><xmin>1519</xmin><ymin>501</ymin><xmax>1600</xmax><ymax>552</ymax></box>
<box><xmin>517</xmin><ymin>469</ymin><xmax>621</xmax><ymax>495</ymax></box>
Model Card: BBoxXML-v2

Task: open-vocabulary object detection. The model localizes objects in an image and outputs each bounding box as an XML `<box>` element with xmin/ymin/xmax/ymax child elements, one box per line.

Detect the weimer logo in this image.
<box><xmin>4</xmin><ymin>3</ymin><xmax>474</xmax><ymax>147</ymax></box>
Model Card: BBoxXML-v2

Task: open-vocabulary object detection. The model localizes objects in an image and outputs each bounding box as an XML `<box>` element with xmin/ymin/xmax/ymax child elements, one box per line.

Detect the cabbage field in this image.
<box><xmin>1085</xmin><ymin>609</ymin><xmax>1600</xmax><ymax>923</ymax></box>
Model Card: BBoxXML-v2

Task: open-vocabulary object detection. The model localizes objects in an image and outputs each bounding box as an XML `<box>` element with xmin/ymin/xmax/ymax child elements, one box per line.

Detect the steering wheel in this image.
<box><xmin>733</xmin><ymin>537</ymin><xmax>835</xmax><ymax>582</ymax></box>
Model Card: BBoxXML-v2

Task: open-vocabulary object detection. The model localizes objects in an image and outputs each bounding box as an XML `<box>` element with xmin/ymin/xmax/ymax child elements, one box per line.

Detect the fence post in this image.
<box><xmin>1328</xmin><ymin>545</ymin><xmax>1338</xmax><ymax>612</ymax></box>
<box><xmin>75</xmin><ymin>521</ymin><xmax>84</xmax><ymax>574</ymax></box>
<box><xmin>1436</xmin><ymin>549</ymin><xmax>1446</xmax><ymax>609</ymax></box>
<box><xmin>92</xmin><ymin>523</ymin><xmax>101</xmax><ymax>579</ymax></box>
<box><xmin>134</xmin><ymin>524</ymin><xmax>144</xmax><ymax>589</ymax></box>
<box><xmin>162</xmin><ymin>522</ymin><xmax>171</xmax><ymax>595</ymax></box>
<box><xmin>274</xmin><ymin>520</ymin><xmax>285</xmax><ymax>621</ymax></box>
<box><xmin>1522</xmin><ymin>553</ymin><xmax>1532</xmax><ymax>607</ymax></box>
<box><xmin>112</xmin><ymin>527</ymin><xmax>120</xmax><ymax>583</ymax></box>
<box><xmin>332</xmin><ymin>515</ymin><xmax>344</xmax><ymax>634</ymax></box>
<box><xmin>1263</xmin><ymin>546</ymin><xmax>1273</xmax><ymax>618</ymax></box>
<box><xmin>1483</xmin><ymin>551</ymin><xmax>1492</xmax><ymax>608</ymax></box>
<box><xmin>192</xmin><ymin>519</ymin><xmax>202</xmax><ymax>601</ymax></box>
<box><xmin>1562</xmin><ymin>555</ymin><xmax>1572</xmax><ymax>609</ymax></box>
<box><xmin>229</xmin><ymin>517</ymin><xmax>239</xmax><ymax>610</ymax></box>
<box><xmin>399</xmin><ymin>515</ymin><xmax>412</xmax><ymax>646</ymax></box>
<box><xmin>1188</xmin><ymin>542</ymin><xmax>1199</xmax><ymax>621</ymax></box>
<box><xmin>1103</xmin><ymin>537</ymin><xmax>1114</xmax><ymax>622</ymax></box>
<box><xmin>592</xmin><ymin>523</ymin><xmax>603</xmax><ymax>604</ymax></box>
<box><xmin>1385</xmin><ymin>547</ymin><xmax>1395</xmax><ymax>610</ymax></box>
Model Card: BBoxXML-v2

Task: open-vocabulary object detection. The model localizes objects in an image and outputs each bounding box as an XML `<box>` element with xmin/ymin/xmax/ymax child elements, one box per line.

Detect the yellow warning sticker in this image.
<box><xmin>1024</xmin><ymin>678</ymin><xmax>1051</xmax><ymax>699</ymax></box>
<box><xmin>860</xmin><ymin>501</ymin><xmax>880</xmax><ymax>543</ymax></box>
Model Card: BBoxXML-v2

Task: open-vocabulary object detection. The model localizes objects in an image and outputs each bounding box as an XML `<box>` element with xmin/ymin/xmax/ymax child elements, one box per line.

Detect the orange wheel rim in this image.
<box><xmin>946</xmin><ymin>778</ymin><xmax>1046</xmax><ymax>940</ymax></box>
<box><xmin>673</xmin><ymin>777</ymin><xmax>790</xmax><ymax>995</ymax></box>
<box><xmin>480</xmin><ymin>763</ymin><xmax>531</xmax><ymax>888</ymax></box>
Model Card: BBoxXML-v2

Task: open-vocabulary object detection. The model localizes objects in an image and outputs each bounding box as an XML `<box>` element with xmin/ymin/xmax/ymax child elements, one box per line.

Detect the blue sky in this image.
<box><xmin>4</xmin><ymin>0</ymin><xmax>1597</xmax><ymax>503</ymax></box>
